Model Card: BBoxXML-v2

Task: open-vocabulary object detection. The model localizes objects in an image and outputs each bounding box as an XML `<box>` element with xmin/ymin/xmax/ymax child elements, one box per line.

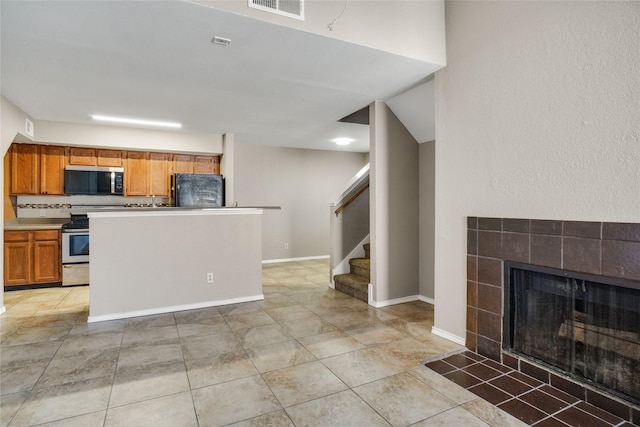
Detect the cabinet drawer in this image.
<box><xmin>4</xmin><ymin>231</ymin><xmax>30</xmax><ymax>242</ymax></box>
<box><xmin>33</xmin><ymin>230</ymin><xmax>60</xmax><ymax>241</ymax></box>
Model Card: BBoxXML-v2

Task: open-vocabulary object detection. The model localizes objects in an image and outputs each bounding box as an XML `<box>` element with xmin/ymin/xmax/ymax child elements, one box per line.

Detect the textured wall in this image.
<box><xmin>434</xmin><ymin>1</ymin><xmax>640</xmax><ymax>340</ymax></box>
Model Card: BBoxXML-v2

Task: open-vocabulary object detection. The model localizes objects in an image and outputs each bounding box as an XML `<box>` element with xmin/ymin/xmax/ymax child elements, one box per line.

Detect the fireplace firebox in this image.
<box><xmin>467</xmin><ymin>217</ymin><xmax>640</xmax><ymax>417</ymax></box>
<box><xmin>504</xmin><ymin>261</ymin><xmax>640</xmax><ymax>404</ymax></box>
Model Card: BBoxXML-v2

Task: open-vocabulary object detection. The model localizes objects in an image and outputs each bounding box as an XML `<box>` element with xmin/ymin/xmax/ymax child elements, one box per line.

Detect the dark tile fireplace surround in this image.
<box><xmin>467</xmin><ymin>217</ymin><xmax>640</xmax><ymax>422</ymax></box>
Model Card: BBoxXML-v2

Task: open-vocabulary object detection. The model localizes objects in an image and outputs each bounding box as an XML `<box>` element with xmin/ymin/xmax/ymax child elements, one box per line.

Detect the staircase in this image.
<box><xmin>333</xmin><ymin>243</ymin><xmax>370</xmax><ymax>302</ymax></box>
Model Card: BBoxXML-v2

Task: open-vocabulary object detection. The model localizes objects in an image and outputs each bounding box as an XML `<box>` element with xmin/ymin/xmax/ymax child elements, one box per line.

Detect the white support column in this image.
<box><xmin>221</xmin><ymin>133</ymin><xmax>235</xmax><ymax>207</ymax></box>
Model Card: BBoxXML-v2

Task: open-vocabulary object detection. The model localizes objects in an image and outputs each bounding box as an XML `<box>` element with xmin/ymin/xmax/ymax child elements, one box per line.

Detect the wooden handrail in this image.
<box><xmin>335</xmin><ymin>183</ymin><xmax>369</xmax><ymax>216</ymax></box>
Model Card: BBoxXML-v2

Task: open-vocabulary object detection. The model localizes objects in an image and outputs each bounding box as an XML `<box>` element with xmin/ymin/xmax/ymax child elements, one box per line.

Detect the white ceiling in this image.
<box><xmin>0</xmin><ymin>1</ymin><xmax>437</xmax><ymax>153</ymax></box>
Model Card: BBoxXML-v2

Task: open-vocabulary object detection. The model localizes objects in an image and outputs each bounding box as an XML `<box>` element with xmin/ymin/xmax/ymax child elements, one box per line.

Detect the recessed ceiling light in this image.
<box><xmin>332</xmin><ymin>137</ymin><xmax>354</xmax><ymax>146</ymax></box>
<box><xmin>212</xmin><ymin>36</ymin><xmax>231</xmax><ymax>46</ymax></box>
<box><xmin>91</xmin><ymin>115</ymin><xmax>182</xmax><ymax>129</ymax></box>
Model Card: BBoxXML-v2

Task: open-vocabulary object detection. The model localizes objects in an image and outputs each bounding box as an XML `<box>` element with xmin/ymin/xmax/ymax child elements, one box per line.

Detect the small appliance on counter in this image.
<box><xmin>61</xmin><ymin>214</ymin><xmax>90</xmax><ymax>286</ymax></box>
<box><xmin>174</xmin><ymin>174</ymin><xmax>224</xmax><ymax>208</ymax></box>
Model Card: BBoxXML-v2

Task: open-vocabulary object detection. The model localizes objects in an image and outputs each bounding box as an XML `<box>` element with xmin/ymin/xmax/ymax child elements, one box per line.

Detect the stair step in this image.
<box><xmin>349</xmin><ymin>258</ymin><xmax>370</xmax><ymax>280</ymax></box>
<box><xmin>363</xmin><ymin>243</ymin><xmax>370</xmax><ymax>259</ymax></box>
<box><xmin>334</xmin><ymin>273</ymin><xmax>368</xmax><ymax>302</ymax></box>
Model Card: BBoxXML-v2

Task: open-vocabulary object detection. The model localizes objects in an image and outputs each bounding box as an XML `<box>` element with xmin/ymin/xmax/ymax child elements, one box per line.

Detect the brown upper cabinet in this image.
<box><xmin>8</xmin><ymin>142</ymin><xmax>220</xmax><ymax>197</ymax></box>
<box><xmin>10</xmin><ymin>144</ymin><xmax>65</xmax><ymax>195</ymax></box>
<box><xmin>39</xmin><ymin>146</ymin><xmax>65</xmax><ymax>195</ymax></box>
<box><xmin>148</xmin><ymin>152</ymin><xmax>171</xmax><ymax>197</ymax></box>
<box><xmin>194</xmin><ymin>155</ymin><xmax>220</xmax><ymax>174</ymax></box>
<box><xmin>97</xmin><ymin>149</ymin><xmax>124</xmax><ymax>167</ymax></box>
<box><xmin>10</xmin><ymin>144</ymin><xmax>39</xmax><ymax>195</ymax></box>
<box><xmin>125</xmin><ymin>151</ymin><xmax>148</xmax><ymax>196</ymax></box>
<box><xmin>67</xmin><ymin>147</ymin><xmax>97</xmax><ymax>166</ymax></box>
<box><xmin>172</xmin><ymin>154</ymin><xmax>194</xmax><ymax>174</ymax></box>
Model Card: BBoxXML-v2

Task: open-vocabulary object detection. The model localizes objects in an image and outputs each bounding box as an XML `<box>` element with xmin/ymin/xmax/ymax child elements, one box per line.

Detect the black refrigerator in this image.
<box><xmin>174</xmin><ymin>174</ymin><xmax>225</xmax><ymax>207</ymax></box>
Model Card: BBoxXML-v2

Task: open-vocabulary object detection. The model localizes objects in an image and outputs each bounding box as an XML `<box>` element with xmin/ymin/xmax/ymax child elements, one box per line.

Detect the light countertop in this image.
<box><xmin>4</xmin><ymin>218</ymin><xmax>69</xmax><ymax>231</ymax></box>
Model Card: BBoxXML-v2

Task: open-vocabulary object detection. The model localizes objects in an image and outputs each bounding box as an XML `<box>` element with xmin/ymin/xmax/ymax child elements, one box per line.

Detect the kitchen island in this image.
<box><xmin>87</xmin><ymin>208</ymin><xmax>263</xmax><ymax>322</ymax></box>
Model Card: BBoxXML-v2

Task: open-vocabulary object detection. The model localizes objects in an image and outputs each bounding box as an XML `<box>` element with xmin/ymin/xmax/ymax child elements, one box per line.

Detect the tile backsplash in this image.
<box><xmin>16</xmin><ymin>195</ymin><xmax>171</xmax><ymax>218</ymax></box>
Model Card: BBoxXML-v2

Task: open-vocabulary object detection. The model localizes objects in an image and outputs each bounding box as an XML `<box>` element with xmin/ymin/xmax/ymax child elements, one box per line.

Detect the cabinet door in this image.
<box><xmin>10</xmin><ymin>144</ymin><xmax>39</xmax><ymax>195</ymax></box>
<box><xmin>40</xmin><ymin>145</ymin><xmax>66</xmax><ymax>195</ymax></box>
<box><xmin>125</xmin><ymin>151</ymin><xmax>148</xmax><ymax>196</ymax></box>
<box><xmin>194</xmin><ymin>156</ymin><xmax>215</xmax><ymax>174</ymax></box>
<box><xmin>148</xmin><ymin>152</ymin><xmax>171</xmax><ymax>197</ymax></box>
<box><xmin>68</xmin><ymin>147</ymin><xmax>97</xmax><ymax>166</ymax></box>
<box><xmin>4</xmin><ymin>231</ymin><xmax>31</xmax><ymax>285</ymax></box>
<box><xmin>33</xmin><ymin>240</ymin><xmax>60</xmax><ymax>283</ymax></box>
<box><xmin>172</xmin><ymin>154</ymin><xmax>193</xmax><ymax>174</ymax></box>
<box><xmin>97</xmin><ymin>149</ymin><xmax>124</xmax><ymax>167</ymax></box>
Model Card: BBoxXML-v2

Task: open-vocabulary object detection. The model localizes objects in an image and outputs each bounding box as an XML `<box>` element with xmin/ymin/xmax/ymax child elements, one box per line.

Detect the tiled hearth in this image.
<box><xmin>466</xmin><ymin>217</ymin><xmax>640</xmax><ymax>424</ymax></box>
<box><xmin>426</xmin><ymin>351</ymin><xmax>639</xmax><ymax>426</ymax></box>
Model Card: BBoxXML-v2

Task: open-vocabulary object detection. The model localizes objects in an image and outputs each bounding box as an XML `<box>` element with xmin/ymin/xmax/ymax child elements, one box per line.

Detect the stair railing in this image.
<box><xmin>335</xmin><ymin>183</ymin><xmax>369</xmax><ymax>216</ymax></box>
<box><xmin>329</xmin><ymin>164</ymin><xmax>370</xmax><ymax>288</ymax></box>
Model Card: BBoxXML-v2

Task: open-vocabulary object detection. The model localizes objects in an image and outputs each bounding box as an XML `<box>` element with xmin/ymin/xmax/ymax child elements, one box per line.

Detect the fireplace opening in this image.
<box><xmin>504</xmin><ymin>261</ymin><xmax>640</xmax><ymax>404</ymax></box>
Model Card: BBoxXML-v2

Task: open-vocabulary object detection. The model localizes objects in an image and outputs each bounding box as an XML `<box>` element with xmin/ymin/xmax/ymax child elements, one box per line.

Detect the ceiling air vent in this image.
<box><xmin>248</xmin><ymin>0</ymin><xmax>304</xmax><ymax>21</ymax></box>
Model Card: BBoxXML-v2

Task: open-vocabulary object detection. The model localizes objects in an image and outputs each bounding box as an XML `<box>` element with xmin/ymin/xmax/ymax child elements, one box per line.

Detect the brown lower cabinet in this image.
<box><xmin>4</xmin><ymin>229</ymin><xmax>61</xmax><ymax>286</ymax></box>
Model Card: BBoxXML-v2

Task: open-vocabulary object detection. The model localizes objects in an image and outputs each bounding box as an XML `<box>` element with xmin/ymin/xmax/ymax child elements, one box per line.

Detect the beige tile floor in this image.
<box><xmin>0</xmin><ymin>259</ymin><xmax>527</xmax><ymax>426</ymax></box>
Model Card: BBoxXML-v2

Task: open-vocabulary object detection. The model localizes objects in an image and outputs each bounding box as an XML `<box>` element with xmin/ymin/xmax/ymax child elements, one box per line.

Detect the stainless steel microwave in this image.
<box><xmin>64</xmin><ymin>166</ymin><xmax>124</xmax><ymax>195</ymax></box>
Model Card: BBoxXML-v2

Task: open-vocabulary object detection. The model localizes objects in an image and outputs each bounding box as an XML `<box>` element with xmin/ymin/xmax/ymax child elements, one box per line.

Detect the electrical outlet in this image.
<box><xmin>207</xmin><ymin>273</ymin><xmax>214</xmax><ymax>283</ymax></box>
<box><xmin>284</xmin><ymin>243</ymin><xmax>289</xmax><ymax>250</ymax></box>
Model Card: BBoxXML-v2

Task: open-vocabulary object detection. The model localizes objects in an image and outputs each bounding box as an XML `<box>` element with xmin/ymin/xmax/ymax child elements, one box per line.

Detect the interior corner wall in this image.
<box><xmin>1</xmin><ymin>96</ymin><xmax>33</xmax><ymax>154</ymax></box>
<box><xmin>419</xmin><ymin>141</ymin><xmax>435</xmax><ymax>300</ymax></box>
<box><xmin>433</xmin><ymin>1</ymin><xmax>640</xmax><ymax>340</ymax></box>
<box><xmin>233</xmin><ymin>143</ymin><xmax>368</xmax><ymax>261</ymax></box>
<box><xmin>370</xmin><ymin>101</ymin><xmax>419</xmax><ymax>303</ymax></box>
<box><xmin>221</xmin><ymin>133</ymin><xmax>235</xmax><ymax>207</ymax></box>
<box><xmin>1</xmin><ymin>96</ymin><xmax>35</xmax><ymax>314</ymax></box>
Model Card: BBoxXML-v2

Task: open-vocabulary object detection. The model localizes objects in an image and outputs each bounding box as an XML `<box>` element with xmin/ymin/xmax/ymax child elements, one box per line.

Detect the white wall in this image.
<box><xmin>419</xmin><ymin>141</ymin><xmax>435</xmax><ymax>300</ymax></box>
<box><xmin>234</xmin><ymin>143</ymin><xmax>368</xmax><ymax>260</ymax></box>
<box><xmin>433</xmin><ymin>1</ymin><xmax>640</xmax><ymax>340</ymax></box>
<box><xmin>35</xmin><ymin>120</ymin><xmax>223</xmax><ymax>154</ymax></box>
<box><xmin>1</xmin><ymin>96</ymin><xmax>34</xmax><ymax>153</ymax></box>
<box><xmin>370</xmin><ymin>101</ymin><xmax>419</xmax><ymax>304</ymax></box>
<box><xmin>196</xmin><ymin>0</ymin><xmax>446</xmax><ymax>65</ymax></box>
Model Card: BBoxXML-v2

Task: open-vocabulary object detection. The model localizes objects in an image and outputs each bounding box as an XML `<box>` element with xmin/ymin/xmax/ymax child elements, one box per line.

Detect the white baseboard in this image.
<box><xmin>327</xmin><ymin>281</ymin><xmax>335</xmax><ymax>289</ymax></box>
<box><xmin>431</xmin><ymin>326</ymin><xmax>466</xmax><ymax>346</ymax></box>
<box><xmin>87</xmin><ymin>294</ymin><xmax>264</xmax><ymax>323</ymax></box>
<box><xmin>0</xmin><ymin>306</ymin><xmax>5</xmax><ymax>315</ymax></box>
<box><xmin>369</xmin><ymin>294</ymin><xmax>420</xmax><ymax>308</ymax></box>
<box><xmin>418</xmin><ymin>295</ymin><xmax>435</xmax><ymax>305</ymax></box>
<box><xmin>262</xmin><ymin>255</ymin><xmax>329</xmax><ymax>264</ymax></box>
<box><xmin>368</xmin><ymin>294</ymin><xmax>436</xmax><ymax>308</ymax></box>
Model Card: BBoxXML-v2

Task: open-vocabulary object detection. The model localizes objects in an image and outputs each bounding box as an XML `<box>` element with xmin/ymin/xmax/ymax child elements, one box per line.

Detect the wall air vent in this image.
<box><xmin>248</xmin><ymin>0</ymin><xmax>304</xmax><ymax>21</ymax></box>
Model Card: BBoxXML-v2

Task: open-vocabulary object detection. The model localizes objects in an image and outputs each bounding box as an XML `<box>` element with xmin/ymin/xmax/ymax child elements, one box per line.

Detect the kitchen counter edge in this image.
<box><xmin>87</xmin><ymin>207</ymin><xmax>266</xmax><ymax>218</ymax></box>
<box><xmin>4</xmin><ymin>218</ymin><xmax>68</xmax><ymax>231</ymax></box>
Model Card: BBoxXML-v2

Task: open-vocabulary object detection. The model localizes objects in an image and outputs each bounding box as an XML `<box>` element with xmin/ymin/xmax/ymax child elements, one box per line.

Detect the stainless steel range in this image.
<box><xmin>61</xmin><ymin>214</ymin><xmax>89</xmax><ymax>286</ymax></box>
